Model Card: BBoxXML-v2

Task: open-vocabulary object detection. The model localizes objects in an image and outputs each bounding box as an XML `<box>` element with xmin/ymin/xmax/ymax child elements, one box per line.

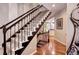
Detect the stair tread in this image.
<box><xmin>39</xmin><ymin>40</ymin><xmax>48</xmax><ymax>43</ymax></box>
<box><xmin>12</xmin><ymin>34</ymin><xmax>16</xmax><ymax>37</ymax></box>
<box><xmin>12</xmin><ymin>46</ymin><xmax>23</xmax><ymax>51</ymax></box>
<box><xmin>16</xmin><ymin>31</ymin><xmax>20</xmax><ymax>33</ymax></box>
<box><xmin>15</xmin><ymin>47</ymin><xmax>24</xmax><ymax>55</ymax></box>
<box><xmin>28</xmin><ymin>36</ymin><xmax>33</xmax><ymax>41</ymax></box>
<box><xmin>37</xmin><ymin>45</ymin><xmax>43</xmax><ymax>48</ymax></box>
<box><xmin>37</xmin><ymin>42</ymin><xmax>46</xmax><ymax>45</ymax></box>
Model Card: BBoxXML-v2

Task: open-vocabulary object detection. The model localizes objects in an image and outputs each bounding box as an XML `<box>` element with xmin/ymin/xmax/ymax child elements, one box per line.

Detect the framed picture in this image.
<box><xmin>56</xmin><ymin>18</ymin><xmax>63</xmax><ymax>29</ymax></box>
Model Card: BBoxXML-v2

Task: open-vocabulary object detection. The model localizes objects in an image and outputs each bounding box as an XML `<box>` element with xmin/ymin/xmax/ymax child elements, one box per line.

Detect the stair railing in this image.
<box><xmin>0</xmin><ymin>4</ymin><xmax>46</xmax><ymax>55</ymax></box>
<box><xmin>67</xmin><ymin>4</ymin><xmax>79</xmax><ymax>55</ymax></box>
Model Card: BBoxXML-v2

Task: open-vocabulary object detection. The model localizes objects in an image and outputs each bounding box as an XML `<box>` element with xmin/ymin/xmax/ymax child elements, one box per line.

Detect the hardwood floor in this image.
<box><xmin>34</xmin><ymin>36</ymin><xmax>66</xmax><ymax>55</ymax></box>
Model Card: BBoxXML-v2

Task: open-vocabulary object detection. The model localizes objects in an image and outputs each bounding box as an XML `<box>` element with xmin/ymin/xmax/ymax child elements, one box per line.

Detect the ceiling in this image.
<box><xmin>41</xmin><ymin>3</ymin><xmax>67</xmax><ymax>18</ymax></box>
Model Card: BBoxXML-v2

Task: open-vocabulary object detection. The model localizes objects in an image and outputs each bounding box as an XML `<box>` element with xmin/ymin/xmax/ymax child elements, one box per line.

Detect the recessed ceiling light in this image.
<box><xmin>52</xmin><ymin>4</ymin><xmax>55</xmax><ymax>7</ymax></box>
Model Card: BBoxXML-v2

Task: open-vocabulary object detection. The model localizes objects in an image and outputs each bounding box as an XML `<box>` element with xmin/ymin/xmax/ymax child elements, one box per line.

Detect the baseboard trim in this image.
<box><xmin>50</xmin><ymin>36</ymin><xmax>66</xmax><ymax>46</ymax></box>
<box><xmin>30</xmin><ymin>50</ymin><xmax>37</xmax><ymax>55</ymax></box>
<box><xmin>54</xmin><ymin>38</ymin><xmax>66</xmax><ymax>46</ymax></box>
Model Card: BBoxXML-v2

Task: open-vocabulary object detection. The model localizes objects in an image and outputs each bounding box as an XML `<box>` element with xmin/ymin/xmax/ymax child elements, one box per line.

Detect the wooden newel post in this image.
<box><xmin>3</xmin><ymin>26</ymin><xmax>7</xmax><ymax>55</ymax></box>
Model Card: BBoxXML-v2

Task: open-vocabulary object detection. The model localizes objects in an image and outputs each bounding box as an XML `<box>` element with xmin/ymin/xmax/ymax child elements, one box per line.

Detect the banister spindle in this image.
<box><xmin>29</xmin><ymin>14</ymin><xmax>31</xmax><ymax>35</ymax></box>
<box><xmin>33</xmin><ymin>11</ymin><xmax>35</xmax><ymax>18</ymax></box>
<box><xmin>29</xmin><ymin>15</ymin><xmax>31</xmax><ymax>36</ymax></box>
<box><xmin>32</xmin><ymin>12</ymin><xmax>34</xmax><ymax>19</ymax></box>
<box><xmin>21</xmin><ymin>20</ymin><xmax>24</xmax><ymax>42</ymax></box>
<box><xmin>31</xmin><ymin>13</ymin><xmax>33</xmax><ymax>19</ymax></box>
<box><xmin>10</xmin><ymin>28</ymin><xmax>12</xmax><ymax>55</ymax></box>
<box><xmin>25</xmin><ymin>17</ymin><xmax>27</xmax><ymax>24</ymax></box>
<box><xmin>21</xmin><ymin>20</ymin><xmax>23</xmax><ymax>42</ymax></box>
<box><xmin>18</xmin><ymin>23</ymin><xmax>20</xmax><ymax>48</ymax></box>
<box><xmin>14</xmin><ymin>25</ymin><xmax>16</xmax><ymax>51</ymax></box>
<box><xmin>36</xmin><ymin>8</ymin><xmax>39</xmax><ymax>15</ymax></box>
<box><xmin>28</xmin><ymin>15</ymin><xmax>30</xmax><ymax>23</ymax></box>
<box><xmin>29</xmin><ymin>14</ymin><xmax>31</xmax><ymax>21</ymax></box>
<box><xmin>24</xmin><ymin>18</ymin><xmax>26</xmax><ymax>41</ymax></box>
<box><xmin>27</xmin><ymin>15</ymin><xmax>29</xmax><ymax>36</ymax></box>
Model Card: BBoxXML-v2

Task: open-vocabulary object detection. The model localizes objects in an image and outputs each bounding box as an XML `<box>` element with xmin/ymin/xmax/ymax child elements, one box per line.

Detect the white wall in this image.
<box><xmin>17</xmin><ymin>3</ymin><xmax>24</xmax><ymax>16</ymax></box>
<box><xmin>9</xmin><ymin>3</ymin><xmax>18</xmax><ymax>21</ymax></box>
<box><xmin>9</xmin><ymin>3</ymin><xmax>39</xmax><ymax>20</ymax></box>
<box><xmin>0</xmin><ymin>3</ymin><xmax>18</xmax><ymax>48</ymax></box>
<box><xmin>0</xmin><ymin>4</ymin><xmax>9</xmax><ymax>48</ymax></box>
<box><xmin>54</xmin><ymin>8</ymin><xmax>67</xmax><ymax>45</ymax></box>
<box><xmin>66</xmin><ymin>3</ymin><xmax>77</xmax><ymax>50</ymax></box>
<box><xmin>0</xmin><ymin>4</ymin><xmax>9</xmax><ymax>27</ymax></box>
<box><xmin>24</xmin><ymin>3</ymin><xmax>30</xmax><ymax>13</ymax></box>
<box><xmin>18</xmin><ymin>3</ymin><xmax>39</xmax><ymax>16</ymax></box>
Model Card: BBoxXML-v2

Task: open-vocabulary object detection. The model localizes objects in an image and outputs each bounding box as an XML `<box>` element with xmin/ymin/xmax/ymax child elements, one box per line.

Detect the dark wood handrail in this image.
<box><xmin>67</xmin><ymin>12</ymin><xmax>78</xmax><ymax>54</ymax></box>
<box><xmin>0</xmin><ymin>5</ymin><xmax>41</xmax><ymax>29</ymax></box>
<box><xmin>6</xmin><ymin>5</ymin><xmax>43</xmax><ymax>31</ymax></box>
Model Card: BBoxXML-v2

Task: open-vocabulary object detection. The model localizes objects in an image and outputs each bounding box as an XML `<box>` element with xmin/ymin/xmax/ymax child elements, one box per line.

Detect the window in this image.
<box><xmin>43</xmin><ymin>18</ymin><xmax>55</xmax><ymax>32</ymax></box>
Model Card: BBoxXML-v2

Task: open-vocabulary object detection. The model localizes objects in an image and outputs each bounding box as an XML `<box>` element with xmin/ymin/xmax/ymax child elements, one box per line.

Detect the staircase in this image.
<box><xmin>0</xmin><ymin>5</ymin><xmax>51</xmax><ymax>55</ymax></box>
<box><xmin>37</xmin><ymin>32</ymin><xmax>49</xmax><ymax>48</ymax></box>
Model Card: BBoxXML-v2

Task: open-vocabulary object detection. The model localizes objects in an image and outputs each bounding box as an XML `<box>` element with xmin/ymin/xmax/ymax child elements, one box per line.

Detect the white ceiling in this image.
<box><xmin>41</xmin><ymin>3</ymin><xmax>67</xmax><ymax>18</ymax></box>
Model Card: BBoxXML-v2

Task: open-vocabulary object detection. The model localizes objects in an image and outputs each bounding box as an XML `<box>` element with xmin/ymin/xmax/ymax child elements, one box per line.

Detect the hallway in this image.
<box><xmin>34</xmin><ymin>36</ymin><xmax>66</xmax><ymax>55</ymax></box>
